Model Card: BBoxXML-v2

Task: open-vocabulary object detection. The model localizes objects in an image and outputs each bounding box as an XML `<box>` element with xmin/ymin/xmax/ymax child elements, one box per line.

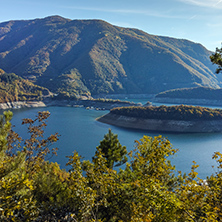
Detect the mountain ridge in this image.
<box><xmin>0</xmin><ymin>16</ymin><xmax>219</xmax><ymax>98</ymax></box>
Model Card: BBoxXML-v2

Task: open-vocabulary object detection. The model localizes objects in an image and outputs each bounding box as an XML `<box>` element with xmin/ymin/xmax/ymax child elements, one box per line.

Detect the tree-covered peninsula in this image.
<box><xmin>110</xmin><ymin>105</ymin><xmax>222</xmax><ymax>121</ymax></box>
<box><xmin>97</xmin><ymin>105</ymin><xmax>222</xmax><ymax>133</ymax></box>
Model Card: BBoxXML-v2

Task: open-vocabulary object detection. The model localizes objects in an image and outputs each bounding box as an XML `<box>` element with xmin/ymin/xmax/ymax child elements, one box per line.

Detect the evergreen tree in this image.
<box><xmin>210</xmin><ymin>46</ymin><xmax>222</xmax><ymax>74</ymax></box>
<box><xmin>96</xmin><ymin>129</ymin><xmax>127</xmax><ymax>169</ymax></box>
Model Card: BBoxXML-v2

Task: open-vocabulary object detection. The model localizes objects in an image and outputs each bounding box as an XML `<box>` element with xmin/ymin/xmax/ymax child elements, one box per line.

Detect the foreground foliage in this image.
<box><xmin>1</xmin><ymin>111</ymin><xmax>222</xmax><ymax>221</ymax></box>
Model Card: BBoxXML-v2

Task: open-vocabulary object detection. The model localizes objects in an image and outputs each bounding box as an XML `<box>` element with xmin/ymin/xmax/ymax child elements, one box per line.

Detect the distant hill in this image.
<box><xmin>0</xmin><ymin>16</ymin><xmax>220</xmax><ymax>98</ymax></box>
<box><xmin>0</xmin><ymin>69</ymin><xmax>50</xmax><ymax>103</ymax></box>
<box><xmin>156</xmin><ymin>86</ymin><xmax>222</xmax><ymax>100</ymax></box>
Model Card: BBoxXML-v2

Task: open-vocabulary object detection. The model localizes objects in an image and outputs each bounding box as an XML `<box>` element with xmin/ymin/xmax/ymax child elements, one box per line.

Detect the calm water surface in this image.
<box><xmin>9</xmin><ymin>106</ymin><xmax>222</xmax><ymax>179</ymax></box>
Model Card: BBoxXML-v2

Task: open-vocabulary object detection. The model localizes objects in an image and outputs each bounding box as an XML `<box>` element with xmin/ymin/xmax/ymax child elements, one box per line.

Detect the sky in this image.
<box><xmin>0</xmin><ymin>0</ymin><xmax>222</xmax><ymax>51</ymax></box>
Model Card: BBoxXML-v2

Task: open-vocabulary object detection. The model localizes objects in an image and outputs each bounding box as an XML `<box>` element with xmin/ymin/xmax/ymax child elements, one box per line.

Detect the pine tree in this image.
<box><xmin>96</xmin><ymin>129</ymin><xmax>128</xmax><ymax>169</ymax></box>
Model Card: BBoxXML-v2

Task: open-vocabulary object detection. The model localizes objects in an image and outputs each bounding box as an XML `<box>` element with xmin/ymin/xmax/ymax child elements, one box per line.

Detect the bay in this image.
<box><xmin>9</xmin><ymin>105</ymin><xmax>222</xmax><ymax>179</ymax></box>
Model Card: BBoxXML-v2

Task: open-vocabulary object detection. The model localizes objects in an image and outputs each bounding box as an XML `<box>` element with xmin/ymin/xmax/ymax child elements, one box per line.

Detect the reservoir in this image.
<box><xmin>9</xmin><ymin>105</ymin><xmax>222</xmax><ymax>179</ymax></box>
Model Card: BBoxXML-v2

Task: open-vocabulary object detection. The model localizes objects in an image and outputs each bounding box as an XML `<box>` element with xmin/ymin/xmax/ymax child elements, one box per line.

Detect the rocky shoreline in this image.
<box><xmin>0</xmin><ymin>98</ymin><xmax>142</xmax><ymax>110</ymax></box>
<box><xmin>97</xmin><ymin>113</ymin><xmax>222</xmax><ymax>133</ymax></box>
<box><xmin>0</xmin><ymin>101</ymin><xmax>47</xmax><ymax>110</ymax></box>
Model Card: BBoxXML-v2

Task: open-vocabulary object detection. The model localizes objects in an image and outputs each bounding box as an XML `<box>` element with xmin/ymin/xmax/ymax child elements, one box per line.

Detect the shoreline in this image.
<box><xmin>0</xmin><ymin>101</ymin><xmax>47</xmax><ymax>110</ymax></box>
<box><xmin>3</xmin><ymin>99</ymin><xmax>222</xmax><ymax>133</ymax></box>
<box><xmin>0</xmin><ymin>98</ymin><xmax>142</xmax><ymax>110</ymax></box>
<box><xmin>153</xmin><ymin>97</ymin><xmax>222</xmax><ymax>107</ymax></box>
<box><xmin>2</xmin><ymin>95</ymin><xmax>222</xmax><ymax>112</ymax></box>
<box><xmin>97</xmin><ymin>113</ymin><xmax>222</xmax><ymax>133</ymax></box>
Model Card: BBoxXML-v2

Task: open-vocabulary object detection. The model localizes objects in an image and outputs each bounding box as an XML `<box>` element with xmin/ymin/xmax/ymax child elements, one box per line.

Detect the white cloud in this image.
<box><xmin>187</xmin><ymin>15</ymin><xmax>197</xmax><ymax>20</ymax></box>
<box><xmin>177</xmin><ymin>0</ymin><xmax>222</xmax><ymax>8</ymax></box>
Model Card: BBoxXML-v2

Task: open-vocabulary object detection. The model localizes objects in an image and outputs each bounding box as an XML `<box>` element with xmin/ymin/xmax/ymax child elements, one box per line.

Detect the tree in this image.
<box><xmin>32</xmin><ymin>161</ymin><xmax>71</xmax><ymax>220</ymax></box>
<box><xmin>205</xmin><ymin>152</ymin><xmax>222</xmax><ymax>220</ymax></box>
<box><xmin>0</xmin><ymin>111</ymin><xmax>37</xmax><ymax>221</ymax></box>
<box><xmin>210</xmin><ymin>46</ymin><xmax>222</xmax><ymax>74</ymax></box>
<box><xmin>0</xmin><ymin>111</ymin><xmax>60</xmax><ymax>221</ymax></box>
<box><xmin>21</xmin><ymin>111</ymin><xmax>59</xmax><ymax>167</ymax></box>
<box><xmin>95</xmin><ymin>129</ymin><xmax>127</xmax><ymax>169</ymax></box>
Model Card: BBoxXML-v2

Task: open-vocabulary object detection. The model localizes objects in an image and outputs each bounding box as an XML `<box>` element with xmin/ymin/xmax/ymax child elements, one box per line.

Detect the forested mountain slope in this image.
<box><xmin>0</xmin><ymin>16</ymin><xmax>219</xmax><ymax>97</ymax></box>
<box><xmin>0</xmin><ymin>69</ymin><xmax>50</xmax><ymax>103</ymax></box>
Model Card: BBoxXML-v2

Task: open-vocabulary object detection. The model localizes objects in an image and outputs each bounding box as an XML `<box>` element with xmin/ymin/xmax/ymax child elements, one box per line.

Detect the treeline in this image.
<box><xmin>0</xmin><ymin>70</ymin><xmax>49</xmax><ymax>103</ymax></box>
<box><xmin>1</xmin><ymin>111</ymin><xmax>222</xmax><ymax>221</ymax></box>
<box><xmin>110</xmin><ymin>104</ymin><xmax>222</xmax><ymax>121</ymax></box>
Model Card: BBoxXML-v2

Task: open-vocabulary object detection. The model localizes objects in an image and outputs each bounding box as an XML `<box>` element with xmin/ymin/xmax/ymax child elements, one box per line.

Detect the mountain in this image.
<box><xmin>0</xmin><ymin>69</ymin><xmax>50</xmax><ymax>103</ymax></box>
<box><xmin>0</xmin><ymin>15</ymin><xmax>219</xmax><ymax>98</ymax></box>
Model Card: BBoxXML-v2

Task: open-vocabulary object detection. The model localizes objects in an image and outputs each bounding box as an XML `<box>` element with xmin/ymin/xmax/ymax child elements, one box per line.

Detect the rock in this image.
<box><xmin>0</xmin><ymin>101</ymin><xmax>46</xmax><ymax>110</ymax></box>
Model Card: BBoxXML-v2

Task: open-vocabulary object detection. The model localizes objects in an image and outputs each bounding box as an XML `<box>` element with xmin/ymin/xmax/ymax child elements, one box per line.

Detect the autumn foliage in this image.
<box><xmin>0</xmin><ymin>71</ymin><xmax>49</xmax><ymax>103</ymax></box>
<box><xmin>1</xmin><ymin>111</ymin><xmax>222</xmax><ymax>221</ymax></box>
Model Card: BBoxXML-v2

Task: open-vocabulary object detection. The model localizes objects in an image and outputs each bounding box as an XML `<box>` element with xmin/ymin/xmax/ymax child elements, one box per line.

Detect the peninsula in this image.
<box><xmin>97</xmin><ymin>105</ymin><xmax>222</xmax><ymax>133</ymax></box>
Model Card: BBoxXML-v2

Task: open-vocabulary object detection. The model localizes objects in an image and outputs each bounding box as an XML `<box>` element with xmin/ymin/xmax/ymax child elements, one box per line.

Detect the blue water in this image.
<box><xmin>9</xmin><ymin>106</ymin><xmax>222</xmax><ymax>179</ymax></box>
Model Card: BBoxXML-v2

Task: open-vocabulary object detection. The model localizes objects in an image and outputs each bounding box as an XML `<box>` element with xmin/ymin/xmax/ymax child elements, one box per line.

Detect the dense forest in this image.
<box><xmin>1</xmin><ymin>110</ymin><xmax>222</xmax><ymax>221</ymax></box>
<box><xmin>110</xmin><ymin>104</ymin><xmax>222</xmax><ymax>121</ymax></box>
<box><xmin>0</xmin><ymin>69</ymin><xmax>50</xmax><ymax>103</ymax></box>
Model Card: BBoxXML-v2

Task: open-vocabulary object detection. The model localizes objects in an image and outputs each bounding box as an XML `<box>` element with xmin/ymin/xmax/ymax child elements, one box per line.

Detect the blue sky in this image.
<box><xmin>0</xmin><ymin>0</ymin><xmax>221</xmax><ymax>51</ymax></box>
